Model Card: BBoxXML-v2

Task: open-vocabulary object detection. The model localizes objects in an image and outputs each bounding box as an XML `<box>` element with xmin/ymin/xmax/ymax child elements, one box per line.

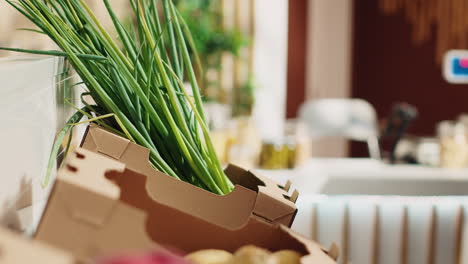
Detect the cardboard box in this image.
<box><xmin>0</xmin><ymin>227</ymin><xmax>76</xmax><ymax>263</ymax></box>
<box><xmin>82</xmin><ymin>124</ymin><xmax>298</xmax><ymax>227</ymax></box>
<box><xmin>36</xmin><ymin>125</ymin><xmax>337</xmax><ymax>263</ymax></box>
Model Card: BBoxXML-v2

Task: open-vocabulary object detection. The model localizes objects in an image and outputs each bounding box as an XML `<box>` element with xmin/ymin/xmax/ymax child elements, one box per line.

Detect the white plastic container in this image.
<box><xmin>0</xmin><ymin>56</ymin><xmax>65</xmax><ymax>232</ymax></box>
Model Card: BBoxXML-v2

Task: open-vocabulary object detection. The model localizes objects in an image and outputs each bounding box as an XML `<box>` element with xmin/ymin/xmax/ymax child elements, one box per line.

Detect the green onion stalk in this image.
<box><xmin>2</xmin><ymin>0</ymin><xmax>234</xmax><ymax>195</ymax></box>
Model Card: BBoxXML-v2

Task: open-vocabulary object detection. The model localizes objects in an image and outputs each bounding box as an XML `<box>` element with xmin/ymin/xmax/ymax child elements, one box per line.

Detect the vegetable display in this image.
<box><xmin>2</xmin><ymin>0</ymin><xmax>234</xmax><ymax>195</ymax></box>
<box><xmin>186</xmin><ymin>246</ymin><xmax>303</xmax><ymax>264</ymax></box>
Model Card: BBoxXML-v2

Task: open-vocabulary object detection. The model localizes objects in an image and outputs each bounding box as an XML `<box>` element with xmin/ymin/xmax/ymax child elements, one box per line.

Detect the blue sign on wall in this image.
<box><xmin>444</xmin><ymin>50</ymin><xmax>468</xmax><ymax>84</ymax></box>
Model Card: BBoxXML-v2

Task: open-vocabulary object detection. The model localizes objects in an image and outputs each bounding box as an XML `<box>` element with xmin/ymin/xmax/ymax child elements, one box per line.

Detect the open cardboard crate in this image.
<box><xmin>35</xmin><ymin>125</ymin><xmax>337</xmax><ymax>263</ymax></box>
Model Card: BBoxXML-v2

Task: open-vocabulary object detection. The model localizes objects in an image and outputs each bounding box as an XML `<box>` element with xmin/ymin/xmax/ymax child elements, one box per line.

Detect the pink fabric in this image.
<box><xmin>98</xmin><ymin>251</ymin><xmax>189</xmax><ymax>264</ymax></box>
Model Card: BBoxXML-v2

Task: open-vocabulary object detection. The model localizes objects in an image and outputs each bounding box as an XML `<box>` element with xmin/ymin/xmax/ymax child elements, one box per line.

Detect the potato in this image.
<box><xmin>186</xmin><ymin>246</ymin><xmax>303</xmax><ymax>264</ymax></box>
<box><xmin>270</xmin><ymin>250</ymin><xmax>302</xmax><ymax>264</ymax></box>
<box><xmin>186</xmin><ymin>249</ymin><xmax>233</xmax><ymax>264</ymax></box>
<box><xmin>229</xmin><ymin>246</ymin><xmax>271</xmax><ymax>264</ymax></box>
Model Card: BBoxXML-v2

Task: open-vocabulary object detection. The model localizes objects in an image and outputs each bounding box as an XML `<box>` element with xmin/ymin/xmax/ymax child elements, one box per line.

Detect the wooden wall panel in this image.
<box><xmin>286</xmin><ymin>0</ymin><xmax>308</xmax><ymax>118</ymax></box>
<box><xmin>352</xmin><ymin>0</ymin><xmax>468</xmax><ymax>157</ymax></box>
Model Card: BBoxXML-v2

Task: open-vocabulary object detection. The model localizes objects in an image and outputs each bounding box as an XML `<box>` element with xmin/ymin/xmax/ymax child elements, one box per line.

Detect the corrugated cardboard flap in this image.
<box><xmin>225</xmin><ymin>164</ymin><xmax>298</xmax><ymax>226</ymax></box>
<box><xmin>57</xmin><ymin>148</ymin><xmax>124</xmax><ymax>226</ymax></box>
<box><xmin>0</xmin><ymin>227</ymin><xmax>76</xmax><ymax>263</ymax></box>
<box><xmin>280</xmin><ymin>226</ymin><xmax>338</xmax><ymax>264</ymax></box>
<box><xmin>83</xmin><ymin>124</ymin><xmax>131</xmax><ymax>160</ymax></box>
<box><xmin>36</xmin><ymin>148</ymin><xmax>155</xmax><ymax>261</ymax></box>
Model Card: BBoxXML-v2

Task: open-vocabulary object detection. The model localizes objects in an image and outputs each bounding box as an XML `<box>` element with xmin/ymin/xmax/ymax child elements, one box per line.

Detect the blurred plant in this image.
<box><xmin>174</xmin><ymin>0</ymin><xmax>249</xmax><ymax>102</ymax></box>
<box><xmin>233</xmin><ymin>76</ymin><xmax>256</xmax><ymax>116</ymax></box>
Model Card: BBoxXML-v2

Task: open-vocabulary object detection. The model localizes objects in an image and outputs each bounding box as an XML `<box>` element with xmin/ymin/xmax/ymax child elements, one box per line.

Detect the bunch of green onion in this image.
<box><xmin>2</xmin><ymin>0</ymin><xmax>234</xmax><ymax>195</ymax></box>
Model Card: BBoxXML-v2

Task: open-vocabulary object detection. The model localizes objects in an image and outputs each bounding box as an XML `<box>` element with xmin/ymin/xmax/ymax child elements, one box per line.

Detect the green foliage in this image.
<box><xmin>175</xmin><ymin>0</ymin><xmax>249</xmax><ymax>102</ymax></box>
<box><xmin>233</xmin><ymin>76</ymin><xmax>256</xmax><ymax>116</ymax></box>
<box><xmin>176</xmin><ymin>0</ymin><xmax>247</xmax><ymax>59</ymax></box>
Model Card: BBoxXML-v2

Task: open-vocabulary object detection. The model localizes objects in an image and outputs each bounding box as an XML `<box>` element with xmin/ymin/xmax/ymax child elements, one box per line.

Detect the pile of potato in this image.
<box><xmin>186</xmin><ymin>246</ymin><xmax>302</xmax><ymax>264</ymax></box>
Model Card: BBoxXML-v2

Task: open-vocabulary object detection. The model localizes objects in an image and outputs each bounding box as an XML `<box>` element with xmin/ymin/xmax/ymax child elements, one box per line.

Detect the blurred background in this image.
<box><xmin>4</xmin><ymin>0</ymin><xmax>468</xmax><ymax>167</ymax></box>
<box><xmin>4</xmin><ymin>1</ymin><xmax>468</xmax><ymax>264</ymax></box>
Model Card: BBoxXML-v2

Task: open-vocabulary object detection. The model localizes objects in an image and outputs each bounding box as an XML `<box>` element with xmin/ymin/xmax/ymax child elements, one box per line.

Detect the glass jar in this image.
<box><xmin>416</xmin><ymin>137</ymin><xmax>440</xmax><ymax>167</ymax></box>
<box><xmin>438</xmin><ymin>121</ymin><xmax>468</xmax><ymax>168</ymax></box>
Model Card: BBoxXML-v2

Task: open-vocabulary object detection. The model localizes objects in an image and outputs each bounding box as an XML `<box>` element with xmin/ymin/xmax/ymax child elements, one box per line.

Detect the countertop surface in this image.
<box><xmin>255</xmin><ymin>158</ymin><xmax>468</xmax><ymax>196</ymax></box>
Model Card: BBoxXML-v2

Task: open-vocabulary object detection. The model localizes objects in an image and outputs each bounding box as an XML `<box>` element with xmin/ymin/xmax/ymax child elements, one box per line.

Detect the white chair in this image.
<box><xmin>298</xmin><ymin>99</ymin><xmax>381</xmax><ymax>159</ymax></box>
